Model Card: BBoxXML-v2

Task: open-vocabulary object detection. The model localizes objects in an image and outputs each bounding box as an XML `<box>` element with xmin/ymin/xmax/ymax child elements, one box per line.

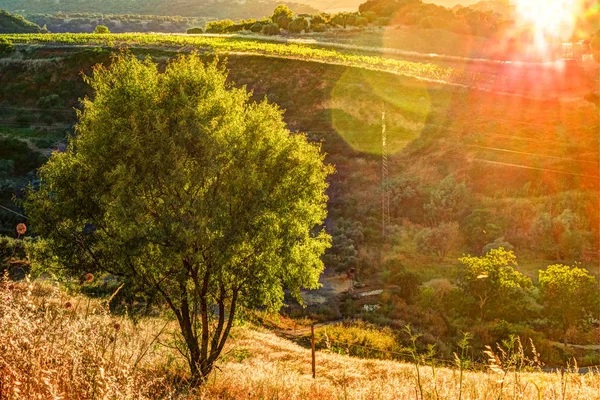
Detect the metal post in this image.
<box><xmin>311</xmin><ymin>323</ymin><xmax>316</xmax><ymax>379</ymax></box>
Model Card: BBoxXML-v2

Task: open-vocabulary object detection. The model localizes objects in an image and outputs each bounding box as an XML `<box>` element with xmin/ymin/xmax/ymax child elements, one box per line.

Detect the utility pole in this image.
<box><xmin>381</xmin><ymin>111</ymin><xmax>390</xmax><ymax>243</ymax></box>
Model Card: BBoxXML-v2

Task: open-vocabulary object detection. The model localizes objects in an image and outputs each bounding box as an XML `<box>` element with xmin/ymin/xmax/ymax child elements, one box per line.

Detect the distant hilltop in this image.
<box><xmin>0</xmin><ymin>0</ymin><xmax>319</xmax><ymax>19</ymax></box>
<box><xmin>0</xmin><ymin>9</ymin><xmax>42</xmax><ymax>33</ymax></box>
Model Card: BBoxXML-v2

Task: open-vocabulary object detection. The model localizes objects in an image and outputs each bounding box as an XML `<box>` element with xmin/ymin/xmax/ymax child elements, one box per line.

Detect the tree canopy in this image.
<box><xmin>538</xmin><ymin>264</ymin><xmax>599</xmax><ymax>343</ymax></box>
<box><xmin>457</xmin><ymin>248</ymin><xmax>532</xmax><ymax>321</ymax></box>
<box><xmin>25</xmin><ymin>53</ymin><xmax>332</xmax><ymax>383</ymax></box>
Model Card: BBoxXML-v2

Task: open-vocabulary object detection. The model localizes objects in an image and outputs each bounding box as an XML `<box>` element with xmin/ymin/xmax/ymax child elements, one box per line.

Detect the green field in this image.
<box><xmin>1</xmin><ymin>33</ymin><xmax>497</xmax><ymax>85</ymax></box>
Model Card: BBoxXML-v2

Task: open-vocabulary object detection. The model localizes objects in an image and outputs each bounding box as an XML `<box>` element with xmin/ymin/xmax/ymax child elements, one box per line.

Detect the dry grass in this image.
<box><xmin>1</xmin><ymin>277</ymin><xmax>599</xmax><ymax>400</ymax></box>
<box><xmin>0</xmin><ymin>277</ymin><xmax>188</xmax><ymax>399</ymax></box>
<box><xmin>202</xmin><ymin>329</ymin><xmax>600</xmax><ymax>400</ymax></box>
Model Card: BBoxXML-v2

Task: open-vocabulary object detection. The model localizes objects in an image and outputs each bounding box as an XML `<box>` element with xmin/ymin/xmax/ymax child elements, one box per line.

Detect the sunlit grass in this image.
<box><xmin>1</xmin><ymin>278</ymin><xmax>599</xmax><ymax>399</ymax></box>
<box><xmin>0</xmin><ymin>33</ymin><xmax>500</xmax><ymax>86</ymax></box>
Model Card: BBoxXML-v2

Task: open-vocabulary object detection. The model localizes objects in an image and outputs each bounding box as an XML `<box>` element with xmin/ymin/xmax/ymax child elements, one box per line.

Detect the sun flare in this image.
<box><xmin>514</xmin><ymin>0</ymin><xmax>578</xmax><ymax>45</ymax></box>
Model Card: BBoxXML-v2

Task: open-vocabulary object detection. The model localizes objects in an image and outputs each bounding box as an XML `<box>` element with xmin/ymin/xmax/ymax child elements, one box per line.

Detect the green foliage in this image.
<box><xmin>262</xmin><ymin>23</ymin><xmax>281</xmax><ymax>35</ymax></box>
<box><xmin>187</xmin><ymin>27</ymin><xmax>204</xmax><ymax>34</ymax></box>
<box><xmin>461</xmin><ymin>209</ymin><xmax>504</xmax><ymax>253</ymax></box>
<box><xmin>322</xmin><ymin>218</ymin><xmax>363</xmax><ymax>273</ymax></box>
<box><xmin>205</xmin><ymin>19</ymin><xmax>234</xmax><ymax>33</ymax></box>
<box><xmin>538</xmin><ymin>264</ymin><xmax>599</xmax><ymax>339</ymax></box>
<box><xmin>481</xmin><ymin>237</ymin><xmax>514</xmax><ymax>255</ymax></box>
<box><xmin>37</xmin><ymin>94</ymin><xmax>63</xmax><ymax>109</ymax></box>
<box><xmin>0</xmin><ymin>33</ymin><xmax>473</xmax><ymax>84</ymax></box>
<box><xmin>272</xmin><ymin>4</ymin><xmax>293</xmax><ymax>29</ymax></box>
<box><xmin>93</xmin><ymin>25</ymin><xmax>109</xmax><ymax>34</ymax></box>
<box><xmin>250</xmin><ymin>22</ymin><xmax>264</xmax><ymax>33</ymax></box>
<box><xmin>529</xmin><ymin>209</ymin><xmax>592</xmax><ymax>260</ymax></box>
<box><xmin>457</xmin><ymin>248</ymin><xmax>533</xmax><ymax>321</ymax></box>
<box><xmin>386</xmin><ymin>174</ymin><xmax>425</xmax><ymax>222</ymax></box>
<box><xmin>425</xmin><ymin>174</ymin><xmax>471</xmax><ymax>225</ymax></box>
<box><xmin>0</xmin><ymin>1</ymin><xmax>319</xmax><ymax>20</ymax></box>
<box><xmin>0</xmin><ymin>36</ymin><xmax>12</xmax><ymax>55</ymax></box>
<box><xmin>415</xmin><ymin>222</ymin><xmax>459</xmax><ymax>261</ymax></box>
<box><xmin>288</xmin><ymin>17</ymin><xmax>308</xmax><ymax>34</ymax></box>
<box><xmin>25</xmin><ymin>53</ymin><xmax>331</xmax><ymax>383</ymax></box>
<box><xmin>0</xmin><ymin>9</ymin><xmax>42</xmax><ymax>33</ymax></box>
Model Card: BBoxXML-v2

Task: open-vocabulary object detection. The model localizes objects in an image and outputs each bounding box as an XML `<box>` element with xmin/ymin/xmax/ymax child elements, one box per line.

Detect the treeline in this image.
<box><xmin>359</xmin><ymin>0</ymin><xmax>503</xmax><ymax>36</ymax></box>
<box><xmin>0</xmin><ymin>0</ymin><xmax>319</xmax><ymax>20</ymax></box>
<box><xmin>187</xmin><ymin>1</ymin><xmax>505</xmax><ymax>37</ymax></box>
<box><xmin>325</xmin><ymin>173</ymin><xmax>598</xmax><ymax>276</ymax></box>
<box><xmin>27</xmin><ymin>13</ymin><xmax>205</xmax><ymax>34</ymax></box>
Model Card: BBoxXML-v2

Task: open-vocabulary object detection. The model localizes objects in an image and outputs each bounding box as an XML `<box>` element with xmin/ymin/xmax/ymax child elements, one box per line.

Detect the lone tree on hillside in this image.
<box><xmin>25</xmin><ymin>53</ymin><xmax>332</xmax><ymax>385</ymax></box>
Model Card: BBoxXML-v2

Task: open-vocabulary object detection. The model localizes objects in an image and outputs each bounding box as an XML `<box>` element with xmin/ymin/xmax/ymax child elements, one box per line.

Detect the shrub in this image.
<box><xmin>94</xmin><ymin>25</ymin><xmax>110</xmax><ymax>34</ymax></box>
<box><xmin>205</xmin><ymin>19</ymin><xmax>234</xmax><ymax>33</ymax></box>
<box><xmin>186</xmin><ymin>27</ymin><xmax>204</xmax><ymax>34</ymax></box>
<box><xmin>262</xmin><ymin>23</ymin><xmax>281</xmax><ymax>35</ymax></box>
<box><xmin>288</xmin><ymin>17</ymin><xmax>308</xmax><ymax>33</ymax></box>
<box><xmin>0</xmin><ymin>38</ymin><xmax>14</xmax><ymax>56</ymax></box>
<box><xmin>250</xmin><ymin>22</ymin><xmax>264</xmax><ymax>33</ymax></box>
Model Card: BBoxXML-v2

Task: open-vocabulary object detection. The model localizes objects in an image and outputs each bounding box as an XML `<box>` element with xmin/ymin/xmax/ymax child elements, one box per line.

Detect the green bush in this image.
<box><xmin>0</xmin><ymin>38</ymin><xmax>14</xmax><ymax>56</ymax></box>
<box><xmin>94</xmin><ymin>25</ymin><xmax>110</xmax><ymax>34</ymax></box>
<box><xmin>205</xmin><ymin>19</ymin><xmax>234</xmax><ymax>33</ymax></box>
<box><xmin>186</xmin><ymin>27</ymin><xmax>203</xmax><ymax>34</ymax></box>
<box><xmin>288</xmin><ymin>17</ymin><xmax>308</xmax><ymax>33</ymax></box>
<box><xmin>249</xmin><ymin>22</ymin><xmax>263</xmax><ymax>33</ymax></box>
<box><xmin>262</xmin><ymin>23</ymin><xmax>280</xmax><ymax>35</ymax></box>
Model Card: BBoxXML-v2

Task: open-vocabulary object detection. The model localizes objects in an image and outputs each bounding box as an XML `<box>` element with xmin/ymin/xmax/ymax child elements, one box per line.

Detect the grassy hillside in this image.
<box><xmin>0</xmin><ymin>0</ymin><xmax>319</xmax><ymax>19</ymax></box>
<box><xmin>2</xmin><ymin>279</ymin><xmax>598</xmax><ymax>399</ymax></box>
<box><xmin>0</xmin><ymin>40</ymin><xmax>598</xmax><ymax>368</ymax></box>
<box><xmin>0</xmin><ymin>9</ymin><xmax>41</xmax><ymax>33</ymax></box>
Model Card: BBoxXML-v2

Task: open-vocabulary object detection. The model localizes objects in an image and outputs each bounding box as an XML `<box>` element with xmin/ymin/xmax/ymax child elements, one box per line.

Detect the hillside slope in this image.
<box><xmin>0</xmin><ymin>9</ymin><xmax>40</xmax><ymax>33</ymax></box>
<box><xmin>0</xmin><ymin>0</ymin><xmax>319</xmax><ymax>19</ymax></box>
<box><xmin>3</xmin><ymin>279</ymin><xmax>599</xmax><ymax>399</ymax></box>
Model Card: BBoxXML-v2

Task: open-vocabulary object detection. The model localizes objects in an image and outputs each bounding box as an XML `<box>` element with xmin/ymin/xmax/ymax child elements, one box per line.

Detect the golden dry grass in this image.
<box><xmin>1</xmin><ymin>278</ymin><xmax>599</xmax><ymax>400</ymax></box>
<box><xmin>203</xmin><ymin>328</ymin><xmax>600</xmax><ymax>400</ymax></box>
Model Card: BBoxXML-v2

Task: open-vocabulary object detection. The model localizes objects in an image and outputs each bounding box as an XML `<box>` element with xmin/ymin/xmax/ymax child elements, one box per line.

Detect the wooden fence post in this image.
<box><xmin>311</xmin><ymin>323</ymin><xmax>316</xmax><ymax>379</ymax></box>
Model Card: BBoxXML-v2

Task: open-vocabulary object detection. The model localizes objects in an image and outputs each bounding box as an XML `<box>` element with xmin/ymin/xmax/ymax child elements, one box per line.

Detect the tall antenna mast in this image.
<box><xmin>381</xmin><ymin>111</ymin><xmax>390</xmax><ymax>243</ymax></box>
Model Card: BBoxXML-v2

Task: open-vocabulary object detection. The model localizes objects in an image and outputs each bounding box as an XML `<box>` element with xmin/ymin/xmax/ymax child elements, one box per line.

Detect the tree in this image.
<box><xmin>322</xmin><ymin>218</ymin><xmax>363</xmax><ymax>273</ymax></box>
<box><xmin>415</xmin><ymin>222</ymin><xmax>460</xmax><ymax>261</ymax></box>
<box><xmin>538</xmin><ymin>264</ymin><xmax>599</xmax><ymax>346</ymax></box>
<box><xmin>424</xmin><ymin>174</ymin><xmax>471</xmax><ymax>225</ymax></box>
<box><xmin>94</xmin><ymin>25</ymin><xmax>110</xmax><ymax>34</ymax></box>
<box><xmin>262</xmin><ymin>23</ymin><xmax>281</xmax><ymax>35</ymax></box>
<box><xmin>288</xmin><ymin>17</ymin><xmax>309</xmax><ymax>33</ymax></box>
<box><xmin>457</xmin><ymin>248</ymin><xmax>532</xmax><ymax>321</ymax></box>
<box><xmin>271</xmin><ymin>4</ymin><xmax>293</xmax><ymax>29</ymax></box>
<box><xmin>25</xmin><ymin>54</ymin><xmax>332</xmax><ymax>385</ymax></box>
<box><xmin>529</xmin><ymin>209</ymin><xmax>592</xmax><ymax>260</ymax></box>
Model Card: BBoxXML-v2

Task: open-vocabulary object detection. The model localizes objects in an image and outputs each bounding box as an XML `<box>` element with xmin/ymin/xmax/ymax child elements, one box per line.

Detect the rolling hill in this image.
<box><xmin>0</xmin><ymin>0</ymin><xmax>319</xmax><ymax>19</ymax></box>
<box><xmin>0</xmin><ymin>9</ymin><xmax>41</xmax><ymax>33</ymax></box>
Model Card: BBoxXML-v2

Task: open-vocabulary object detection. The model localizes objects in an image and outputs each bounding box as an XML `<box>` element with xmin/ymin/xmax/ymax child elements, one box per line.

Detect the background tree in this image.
<box><xmin>288</xmin><ymin>16</ymin><xmax>309</xmax><ymax>33</ymax></box>
<box><xmin>529</xmin><ymin>209</ymin><xmax>592</xmax><ymax>260</ymax></box>
<box><xmin>271</xmin><ymin>4</ymin><xmax>293</xmax><ymax>29</ymax></box>
<box><xmin>424</xmin><ymin>174</ymin><xmax>471</xmax><ymax>225</ymax></box>
<box><xmin>322</xmin><ymin>218</ymin><xmax>363</xmax><ymax>273</ymax></box>
<box><xmin>25</xmin><ymin>53</ymin><xmax>332</xmax><ymax>385</ymax></box>
<box><xmin>415</xmin><ymin>221</ymin><xmax>460</xmax><ymax>261</ymax></box>
<box><xmin>457</xmin><ymin>248</ymin><xmax>532</xmax><ymax>321</ymax></box>
<box><xmin>93</xmin><ymin>24</ymin><xmax>109</xmax><ymax>33</ymax></box>
<box><xmin>538</xmin><ymin>264</ymin><xmax>599</xmax><ymax>346</ymax></box>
